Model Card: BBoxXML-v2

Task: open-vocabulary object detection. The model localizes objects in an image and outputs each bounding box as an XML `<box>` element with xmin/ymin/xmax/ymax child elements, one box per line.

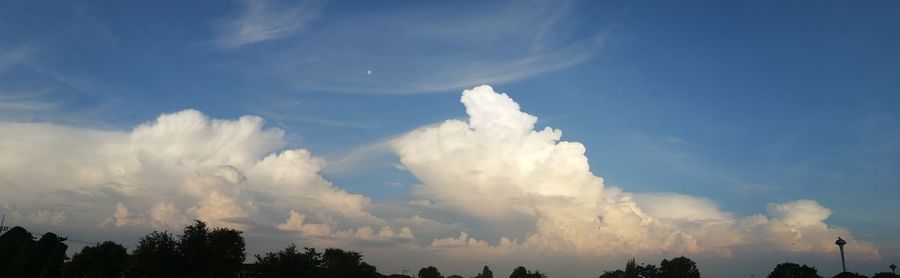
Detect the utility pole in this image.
<box><xmin>401</xmin><ymin>266</ymin><xmax>409</xmax><ymax>276</ymax></box>
<box><xmin>0</xmin><ymin>214</ymin><xmax>8</xmax><ymax>234</ymax></box>
<box><xmin>835</xmin><ymin>237</ymin><xmax>848</xmax><ymax>273</ymax></box>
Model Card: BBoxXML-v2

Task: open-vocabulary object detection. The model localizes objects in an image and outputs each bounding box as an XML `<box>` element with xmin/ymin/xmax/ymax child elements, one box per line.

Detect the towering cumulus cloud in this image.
<box><xmin>392</xmin><ymin>85</ymin><xmax>878</xmax><ymax>259</ymax></box>
<box><xmin>0</xmin><ymin>85</ymin><xmax>880</xmax><ymax>275</ymax></box>
<box><xmin>0</xmin><ymin>110</ymin><xmax>388</xmax><ymax>236</ymax></box>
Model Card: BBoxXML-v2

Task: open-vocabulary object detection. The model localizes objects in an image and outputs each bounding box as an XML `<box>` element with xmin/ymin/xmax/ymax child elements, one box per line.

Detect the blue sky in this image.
<box><xmin>2</xmin><ymin>0</ymin><xmax>900</xmax><ymax>276</ymax></box>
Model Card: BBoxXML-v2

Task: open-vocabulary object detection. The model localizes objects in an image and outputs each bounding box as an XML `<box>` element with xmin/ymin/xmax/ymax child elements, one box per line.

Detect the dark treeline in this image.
<box><xmin>2</xmin><ymin>222</ymin><xmax>898</xmax><ymax>278</ymax></box>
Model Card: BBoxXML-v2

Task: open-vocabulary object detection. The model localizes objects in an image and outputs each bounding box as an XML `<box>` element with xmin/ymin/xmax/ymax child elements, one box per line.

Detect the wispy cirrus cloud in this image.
<box><xmin>211</xmin><ymin>0</ymin><xmax>327</xmax><ymax>49</ymax></box>
<box><xmin>224</xmin><ymin>0</ymin><xmax>614</xmax><ymax>94</ymax></box>
<box><xmin>0</xmin><ymin>90</ymin><xmax>58</xmax><ymax>113</ymax></box>
<box><xmin>0</xmin><ymin>45</ymin><xmax>33</xmax><ymax>74</ymax></box>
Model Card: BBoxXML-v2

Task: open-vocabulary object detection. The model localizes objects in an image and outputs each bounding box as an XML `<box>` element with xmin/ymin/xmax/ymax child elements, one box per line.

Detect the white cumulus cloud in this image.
<box><xmin>391</xmin><ymin>85</ymin><xmax>879</xmax><ymax>259</ymax></box>
<box><xmin>0</xmin><ymin>109</ymin><xmax>380</xmax><ymax>235</ymax></box>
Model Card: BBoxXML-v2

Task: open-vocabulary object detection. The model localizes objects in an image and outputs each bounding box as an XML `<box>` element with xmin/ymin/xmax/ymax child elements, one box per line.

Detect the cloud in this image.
<box><xmin>0</xmin><ymin>109</ymin><xmax>380</xmax><ymax>234</ymax></box>
<box><xmin>0</xmin><ymin>85</ymin><xmax>882</xmax><ymax>276</ymax></box>
<box><xmin>391</xmin><ymin>85</ymin><xmax>879</xmax><ymax>259</ymax></box>
<box><xmin>230</xmin><ymin>0</ymin><xmax>607</xmax><ymax>93</ymax></box>
<box><xmin>666</xmin><ymin>136</ymin><xmax>684</xmax><ymax>144</ymax></box>
<box><xmin>212</xmin><ymin>0</ymin><xmax>326</xmax><ymax>49</ymax></box>
<box><xmin>0</xmin><ymin>45</ymin><xmax>32</xmax><ymax>74</ymax></box>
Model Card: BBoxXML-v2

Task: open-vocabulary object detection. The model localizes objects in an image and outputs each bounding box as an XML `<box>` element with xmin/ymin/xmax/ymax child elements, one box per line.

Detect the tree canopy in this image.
<box><xmin>659</xmin><ymin>256</ymin><xmax>700</xmax><ymax>278</ymax></box>
<box><xmin>509</xmin><ymin>266</ymin><xmax>547</xmax><ymax>278</ymax></box>
<box><xmin>475</xmin><ymin>265</ymin><xmax>494</xmax><ymax>278</ymax></box>
<box><xmin>767</xmin><ymin>262</ymin><xmax>822</xmax><ymax>278</ymax></box>
<box><xmin>66</xmin><ymin>241</ymin><xmax>128</xmax><ymax>278</ymax></box>
<box><xmin>132</xmin><ymin>230</ymin><xmax>179</xmax><ymax>277</ymax></box>
<box><xmin>319</xmin><ymin>248</ymin><xmax>380</xmax><ymax>278</ymax></box>
<box><xmin>255</xmin><ymin>244</ymin><xmax>322</xmax><ymax>277</ymax></box>
<box><xmin>418</xmin><ymin>265</ymin><xmax>443</xmax><ymax>278</ymax></box>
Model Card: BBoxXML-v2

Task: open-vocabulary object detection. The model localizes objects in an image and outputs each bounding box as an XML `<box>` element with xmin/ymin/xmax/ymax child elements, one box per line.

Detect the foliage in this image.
<box><xmin>833</xmin><ymin>272</ymin><xmax>869</xmax><ymax>278</ymax></box>
<box><xmin>418</xmin><ymin>265</ymin><xmax>443</xmax><ymax>278</ymax></box>
<box><xmin>66</xmin><ymin>241</ymin><xmax>128</xmax><ymax>278</ymax></box>
<box><xmin>207</xmin><ymin>226</ymin><xmax>247</xmax><ymax>276</ymax></box>
<box><xmin>475</xmin><ymin>265</ymin><xmax>494</xmax><ymax>278</ymax></box>
<box><xmin>132</xmin><ymin>231</ymin><xmax>179</xmax><ymax>277</ymax></box>
<box><xmin>0</xmin><ymin>226</ymin><xmax>68</xmax><ymax>278</ymax></box>
<box><xmin>253</xmin><ymin>244</ymin><xmax>380</xmax><ymax>278</ymax></box>
<box><xmin>175</xmin><ymin>220</ymin><xmax>246</xmax><ymax>277</ymax></box>
<box><xmin>509</xmin><ymin>266</ymin><xmax>547</xmax><ymax>278</ymax></box>
<box><xmin>767</xmin><ymin>262</ymin><xmax>822</xmax><ymax>278</ymax></box>
<box><xmin>319</xmin><ymin>248</ymin><xmax>380</xmax><ymax>278</ymax></box>
<box><xmin>130</xmin><ymin>220</ymin><xmax>245</xmax><ymax>278</ymax></box>
<box><xmin>599</xmin><ymin>258</ymin><xmax>658</xmax><ymax>278</ymax></box>
<box><xmin>599</xmin><ymin>270</ymin><xmax>626</xmax><ymax>278</ymax></box>
<box><xmin>873</xmin><ymin>273</ymin><xmax>900</xmax><ymax>278</ymax></box>
<box><xmin>659</xmin><ymin>256</ymin><xmax>700</xmax><ymax>278</ymax></box>
<box><xmin>255</xmin><ymin>244</ymin><xmax>321</xmax><ymax>277</ymax></box>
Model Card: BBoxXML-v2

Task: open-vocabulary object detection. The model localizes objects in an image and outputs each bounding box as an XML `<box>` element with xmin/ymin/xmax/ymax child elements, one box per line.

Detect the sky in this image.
<box><xmin>1</xmin><ymin>0</ymin><xmax>900</xmax><ymax>277</ymax></box>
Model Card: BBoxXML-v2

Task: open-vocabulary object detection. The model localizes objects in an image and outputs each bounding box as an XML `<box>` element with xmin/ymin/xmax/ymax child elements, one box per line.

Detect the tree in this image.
<box><xmin>320</xmin><ymin>248</ymin><xmax>379</xmax><ymax>278</ymax></box>
<box><xmin>659</xmin><ymin>256</ymin><xmax>700</xmax><ymax>278</ymax></box>
<box><xmin>0</xmin><ymin>227</ymin><xmax>68</xmax><ymax>278</ymax></box>
<box><xmin>625</xmin><ymin>258</ymin><xmax>640</xmax><ymax>278</ymax></box>
<box><xmin>66</xmin><ymin>241</ymin><xmax>128</xmax><ymax>278</ymax></box>
<box><xmin>475</xmin><ymin>265</ymin><xmax>494</xmax><ymax>278</ymax></box>
<box><xmin>178</xmin><ymin>221</ymin><xmax>212</xmax><ymax>277</ymax></box>
<box><xmin>873</xmin><ymin>273</ymin><xmax>900</xmax><ymax>278</ymax></box>
<box><xmin>208</xmin><ymin>226</ymin><xmax>246</xmax><ymax>277</ymax></box>
<box><xmin>767</xmin><ymin>262</ymin><xmax>822</xmax><ymax>278</ymax></box>
<box><xmin>418</xmin><ymin>266</ymin><xmax>443</xmax><ymax>278</ymax></box>
<box><xmin>510</xmin><ymin>266</ymin><xmax>529</xmax><ymax>278</ymax></box>
<box><xmin>509</xmin><ymin>266</ymin><xmax>546</xmax><ymax>278</ymax></box>
<box><xmin>599</xmin><ymin>270</ymin><xmax>626</xmax><ymax>278</ymax></box>
<box><xmin>636</xmin><ymin>263</ymin><xmax>659</xmax><ymax>278</ymax></box>
<box><xmin>132</xmin><ymin>231</ymin><xmax>179</xmax><ymax>277</ymax></box>
<box><xmin>255</xmin><ymin>244</ymin><xmax>322</xmax><ymax>278</ymax></box>
<box><xmin>176</xmin><ymin>220</ymin><xmax>245</xmax><ymax>277</ymax></box>
<box><xmin>599</xmin><ymin>259</ymin><xmax>658</xmax><ymax>278</ymax></box>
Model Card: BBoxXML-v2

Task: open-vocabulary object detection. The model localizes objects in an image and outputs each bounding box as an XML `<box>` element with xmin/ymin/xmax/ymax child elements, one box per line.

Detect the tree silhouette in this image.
<box><xmin>767</xmin><ymin>262</ymin><xmax>822</xmax><ymax>278</ymax></box>
<box><xmin>509</xmin><ymin>266</ymin><xmax>547</xmax><ymax>278</ymax></box>
<box><xmin>833</xmin><ymin>272</ymin><xmax>868</xmax><ymax>278</ymax></box>
<box><xmin>475</xmin><ymin>265</ymin><xmax>494</xmax><ymax>278</ymax></box>
<box><xmin>208</xmin><ymin>226</ymin><xmax>246</xmax><ymax>277</ymax></box>
<box><xmin>418</xmin><ymin>265</ymin><xmax>443</xmax><ymax>278</ymax></box>
<box><xmin>66</xmin><ymin>241</ymin><xmax>128</xmax><ymax>278</ymax></box>
<box><xmin>599</xmin><ymin>258</ymin><xmax>658</xmax><ymax>278</ymax></box>
<box><xmin>0</xmin><ymin>227</ymin><xmax>68</xmax><ymax>278</ymax></box>
<box><xmin>132</xmin><ymin>231</ymin><xmax>179</xmax><ymax>277</ymax></box>
<box><xmin>873</xmin><ymin>273</ymin><xmax>900</xmax><ymax>278</ymax></box>
<box><xmin>320</xmin><ymin>248</ymin><xmax>379</xmax><ymax>278</ymax></box>
<box><xmin>255</xmin><ymin>244</ymin><xmax>322</xmax><ymax>278</ymax></box>
<box><xmin>178</xmin><ymin>221</ymin><xmax>212</xmax><ymax>277</ymax></box>
<box><xmin>599</xmin><ymin>270</ymin><xmax>626</xmax><ymax>278</ymax></box>
<box><xmin>659</xmin><ymin>256</ymin><xmax>700</xmax><ymax>278</ymax></box>
<box><xmin>176</xmin><ymin>220</ymin><xmax>245</xmax><ymax>277</ymax></box>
